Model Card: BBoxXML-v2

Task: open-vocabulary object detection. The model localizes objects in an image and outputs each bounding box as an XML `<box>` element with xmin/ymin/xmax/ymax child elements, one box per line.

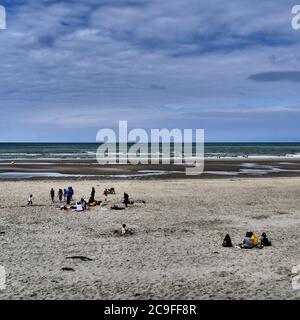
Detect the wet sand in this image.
<box><xmin>0</xmin><ymin>177</ymin><xmax>299</xmax><ymax>300</ymax></box>
<box><xmin>1</xmin><ymin>158</ymin><xmax>300</xmax><ymax>180</ymax></box>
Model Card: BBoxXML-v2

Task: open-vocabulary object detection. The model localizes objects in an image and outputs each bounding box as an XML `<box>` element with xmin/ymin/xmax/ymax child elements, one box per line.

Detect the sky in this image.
<box><xmin>0</xmin><ymin>0</ymin><xmax>300</xmax><ymax>142</ymax></box>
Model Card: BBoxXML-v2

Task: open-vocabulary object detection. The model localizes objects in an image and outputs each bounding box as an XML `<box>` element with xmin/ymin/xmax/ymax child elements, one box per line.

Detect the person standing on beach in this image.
<box><xmin>63</xmin><ymin>189</ymin><xmax>67</xmax><ymax>201</ymax></box>
<box><xmin>27</xmin><ymin>195</ymin><xmax>33</xmax><ymax>206</ymax></box>
<box><xmin>69</xmin><ymin>187</ymin><xmax>74</xmax><ymax>200</ymax></box>
<box><xmin>123</xmin><ymin>193</ymin><xmax>129</xmax><ymax>208</ymax></box>
<box><xmin>91</xmin><ymin>187</ymin><xmax>96</xmax><ymax>202</ymax></box>
<box><xmin>50</xmin><ymin>188</ymin><xmax>55</xmax><ymax>202</ymax></box>
<box><xmin>103</xmin><ymin>188</ymin><xmax>108</xmax><ymax>201</ymax></box>
<box><xmin>58</xmin><ymin>189</ymin><xmax>63</xmax><ymax>202</ymax></box>
<box><xmin>66</xmin><ymin>188</ymin><xmax>72</xmax><ymax>205</ymax></box>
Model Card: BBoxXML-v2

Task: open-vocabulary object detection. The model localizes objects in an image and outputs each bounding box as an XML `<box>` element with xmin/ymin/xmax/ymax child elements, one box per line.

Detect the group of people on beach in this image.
<box><xmin>27</xmin><ymin>186</ymin><xmax>132</xmax><ymax>211</ymax></box>
<box><xmin>26</xmin><ymin>191</ymin><xmax>132</xmax><ymax>238</ymax></box>
<box><xmin>49</xmin><ymin>187</ymin><xmax>74</xmax><ymax>204</ymax></box>
<box><xmin>223</xmin><ymin>232</ymin><xmax>272</xmax><ymax>249</ymax></box>
<box><xmin>48</xmin><ymin>186</ymin><xmax>107</xmax><ymax>205</ymax></box>
<box><xmin>50</xmin><ymin>186</ymin><xmax>114</xmax><ymax>210</ymax></box>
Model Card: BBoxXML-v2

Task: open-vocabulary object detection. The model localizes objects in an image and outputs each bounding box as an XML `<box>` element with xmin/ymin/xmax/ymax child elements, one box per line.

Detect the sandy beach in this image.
<box><xmin>3</xmin><ymin>0</ymin><xmax>300</xmax><ymax>305</ymax></box>
<box><xmin>0</xmin><ymin>177</ymin><xmax>299</xmax><ymax>300</ymax></box>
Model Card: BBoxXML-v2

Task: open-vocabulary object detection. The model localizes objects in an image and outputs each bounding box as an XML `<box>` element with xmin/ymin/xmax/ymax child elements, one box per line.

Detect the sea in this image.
<box><xmin>0</xmin><ymin>143</ymin><xmax>300</xmax><ymax>160</ymax></box>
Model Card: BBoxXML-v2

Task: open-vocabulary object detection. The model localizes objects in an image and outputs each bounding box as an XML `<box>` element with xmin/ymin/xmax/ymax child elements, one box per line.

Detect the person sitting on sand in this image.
<box><xmin>222</xmin><ymin>234</ymin><xmax>233</xmax><ymax>247</ymax></box>
<box><xmin>76</xmin><ymin>201</ymin><xmax>84</xmax><ymax>212</ymax></box>
<box><xmin>88</xmin><ymin>197</ymin><xmax>97</xmax><ymax>207</ymax></box>
<box><xmin>246</xmin><ymin>231</ymin><xmax>253</xmax><ymax>238</ymax></box>
<box><xmin>240</xmin><ymin>232</ymin><xmax>253</xmax><ymax>249</ymax></box>
<box><xmin>251</xmin><ymin>233</ymin><xmax>260</xmax><ymax>247</ymax></box>
<box><xmin>261</xmin><ymin>232</ymin><xmax>272</xmax><ymax>246</ymax></box>
<box><xmin>27</xmin><ymin>195</ymin><xmax>33</xmax><ymax>206</ymax></box>
<box><xmin>108</xmin><ymin>187</ymin><xmax>116</xmax><ymax>194</ymax></box>
<box><xmin>50</xmin><ymin>188</ymin><xmax>55</xmax><ymax>202</ymax></box>
<box><xmin>80</xmin><ymin>198</ymin><xmax>87</xmax><ymax>210</ymax></box>
<box><xmin>114</xmin><ymin>224</ymin><xmax>127</xmax><ymax>236</ymax></box>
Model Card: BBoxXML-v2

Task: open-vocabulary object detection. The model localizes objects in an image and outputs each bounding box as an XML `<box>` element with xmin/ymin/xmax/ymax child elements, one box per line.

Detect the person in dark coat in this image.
<box><xmin>50</xmin><ymin>188</ymin><xmax>55</xmax><ymax>202</ymax></box>
<box><xmin>222</xmin><ymin>234</ymin><xmax>233</xmax><ymax>247</ymax></box>
<box><xmin>69</xmin><ymin>187</ymin><xmax>74</xmax><ymax>200</ymax></box>
<box><xmin>261</xmin><ymin>232</ymin><xmax>272</xmax><ymax>246</ymax></box>
<box><xmin>58</xmin><ymin>189</ymin><xmax>63</xmax><ymax>202</ymax></box>
<box><xmin>123</xmin><ymin>193</ymin><xmax>129</xmax><ymax>208</ymax></box>
<box><xmin>66</xmin><ymin>188</ymin><xmax>72</xmax><ymax>205</ymax></box>
<box><xmin>91</xmin><ymin>187</ymin><xmax>95</xmax><ymax>201</ymax></box>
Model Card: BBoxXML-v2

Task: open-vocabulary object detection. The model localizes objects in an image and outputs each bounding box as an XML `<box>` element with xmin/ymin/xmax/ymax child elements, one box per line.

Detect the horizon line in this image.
<box><xmin>0</xmin><ymin>141</ymin><xmax>300</xmax><ymax>144</ymax></box>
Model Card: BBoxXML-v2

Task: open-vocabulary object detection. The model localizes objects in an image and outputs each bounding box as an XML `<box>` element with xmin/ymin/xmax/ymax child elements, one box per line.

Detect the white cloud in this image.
<box><xmin>0</xmin><ymin>0</ymin><xmax>300</xmax><ymax>141</ymax></box>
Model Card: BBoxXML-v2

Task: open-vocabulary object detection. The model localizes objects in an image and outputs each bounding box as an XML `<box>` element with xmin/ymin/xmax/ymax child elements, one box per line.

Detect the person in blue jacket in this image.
<box><xmin>66</xmin><ymin>187</ymin><xmax>73</xmax><ymax>205</ymax></box>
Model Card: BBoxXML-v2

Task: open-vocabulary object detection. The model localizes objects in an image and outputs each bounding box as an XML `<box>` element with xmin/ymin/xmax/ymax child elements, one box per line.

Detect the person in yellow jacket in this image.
<box><xmin>251</xmin><ymin>233</ymin><xmax>260</xmax><ymax>247</ymax></box>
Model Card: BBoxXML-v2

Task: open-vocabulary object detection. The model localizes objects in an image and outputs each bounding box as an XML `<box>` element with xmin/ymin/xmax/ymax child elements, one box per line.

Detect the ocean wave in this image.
<box><xmin>2</xmin><ymin>144</ymin><xmax>300</xmax><ymax>160</ymax></box>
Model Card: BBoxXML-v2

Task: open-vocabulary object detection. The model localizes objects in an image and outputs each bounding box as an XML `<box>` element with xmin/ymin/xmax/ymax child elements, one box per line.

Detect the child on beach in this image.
<box><xmin>103</xmin><ymin>188</ymin><xmax>108</xmax><ymax>201</ymax></box>
<box><xmin>27</xmin><ymin>195</ymin><xmax>33</xmax><ymax>206</ymax></box>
